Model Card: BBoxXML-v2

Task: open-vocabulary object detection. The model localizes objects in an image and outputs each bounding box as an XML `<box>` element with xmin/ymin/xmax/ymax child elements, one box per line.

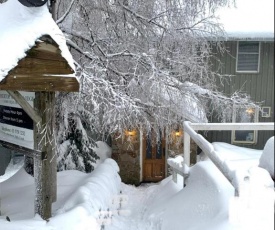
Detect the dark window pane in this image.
<box><xmin>156</xmin><ymin>140</ymin><xmax>162</xmax><ymax>159</ymax></box>
<box><xmin>237</xmin><ymin>54</ymin><xmax>259</xmax><ymax>71</ymax></box>
<box><xmin>239</xmin><ymin>42</ymin><xmax>259</xmax><ymax>53</ymax></box>
<box><xmin>156</xmin><ymin>130</ymin><xmax>162</xmax><ymax>159</ymax></box>
<box><xmin>146</xmin><ymin>134</ymin><xmax>152</xmax><ymax>159</ymax></box>
<box><xmin>234</xmin><ymin>130</ymin><xmax>255</xmax><ymax>142</ymax></box>
<box><xmin>237</xmin><ymin>42</ymin><xmax>259</xmax><ymax>72</ymax></box>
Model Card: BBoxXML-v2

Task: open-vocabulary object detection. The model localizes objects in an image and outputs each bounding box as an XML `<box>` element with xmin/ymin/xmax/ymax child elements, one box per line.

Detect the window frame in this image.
<box><xmin>236</xmin><ymin>41</ymin><xmax>261</xmax><ymax>73</ymax></box>
<box><xmin>231</xmin><ymin>106</ymin><xmax>259</xmax><ymax>144</ymax></box>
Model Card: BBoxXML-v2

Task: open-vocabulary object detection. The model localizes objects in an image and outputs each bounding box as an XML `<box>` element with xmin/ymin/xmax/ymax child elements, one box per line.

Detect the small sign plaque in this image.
<box><xmin>0</xmin><ymin>90</ymin><xmax>34</xmax><ymax>149</ymax></box>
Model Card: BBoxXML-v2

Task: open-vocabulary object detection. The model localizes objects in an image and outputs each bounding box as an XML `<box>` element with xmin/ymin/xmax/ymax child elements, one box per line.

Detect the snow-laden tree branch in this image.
<box><xmin>52</xmin><ymin>0</ymin><xmax>259</xmax><ymax>172</ymax></box>
<box><xmin>56</xmin><ymin>0</ymin><xmax>77</xmax><ymax>24</ymax></box>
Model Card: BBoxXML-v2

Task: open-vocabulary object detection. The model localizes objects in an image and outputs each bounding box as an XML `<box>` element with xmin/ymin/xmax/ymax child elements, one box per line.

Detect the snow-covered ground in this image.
<box><xmin>0</xmin><ymin>142</ymin><xmax>274</xmax><ymax>230</ymax></box>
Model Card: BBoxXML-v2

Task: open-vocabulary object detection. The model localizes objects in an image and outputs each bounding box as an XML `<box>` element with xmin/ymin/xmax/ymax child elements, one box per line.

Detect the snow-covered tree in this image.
<box><xmin>53</xmin><ymin>0</ymin><xmax>257</xmax><ymax>172</ymax></box>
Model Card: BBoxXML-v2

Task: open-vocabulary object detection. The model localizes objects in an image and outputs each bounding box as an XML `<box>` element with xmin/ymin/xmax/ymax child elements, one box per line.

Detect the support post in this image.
<box><xmin>34</xmin><ymin>92</ymin><xmax>56</xmax><ymax>220</ymax></box>
<box><xmin>183</xmin><ymin>132</ymin><xmax>191</xmax><ymax>166</ymax></box>
<box><xmin>172</xmin><ymin>171</ymin><xmax>177</xmax><ymax>183</ymax></box>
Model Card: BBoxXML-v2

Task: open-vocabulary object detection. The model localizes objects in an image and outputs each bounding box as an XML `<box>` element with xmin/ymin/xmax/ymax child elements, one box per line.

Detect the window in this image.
<box><xmin>236</xmin><ymin>42</ymin><xmax>260</xmax><ymax>72</ymax></box>
<box><xmin>232</xmin><ymin>106</ymin><xmax>259</xmax><ymax>144</ymax></box>
<box><xmin>261</xmin><ymin>107</ymin><xmax>271</xmax><ymax>118</ymax></box>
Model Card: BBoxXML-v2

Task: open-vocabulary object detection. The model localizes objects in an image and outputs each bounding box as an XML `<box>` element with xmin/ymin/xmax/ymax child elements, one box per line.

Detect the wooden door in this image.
<box><xmin>143</xmin><ymin>131</ymin><xmax>166</xmax><ymax>182</ymax></box>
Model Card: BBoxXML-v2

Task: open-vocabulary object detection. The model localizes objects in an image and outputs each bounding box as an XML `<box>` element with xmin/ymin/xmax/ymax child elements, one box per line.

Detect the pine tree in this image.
<box><xmin>56</xmin><ymin>110</ymin><xmax>100</xmax><ymax>173</ymax></box>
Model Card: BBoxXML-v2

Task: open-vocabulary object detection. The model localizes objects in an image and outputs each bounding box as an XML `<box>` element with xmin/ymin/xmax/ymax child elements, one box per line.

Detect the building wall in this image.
<box><xmin>111</xmin><ymin>131</ymin><xmax>141</xmax><ymax>186</ymax></box>
<box><xmin>207</xmin><ymin>41</ymin><xmax>274</xmax><ymax>149</ymax></box>
<box><xmin>168</xmin><ymin>130</ymin><xmax>198</xmax><ymax>165</ymax></box>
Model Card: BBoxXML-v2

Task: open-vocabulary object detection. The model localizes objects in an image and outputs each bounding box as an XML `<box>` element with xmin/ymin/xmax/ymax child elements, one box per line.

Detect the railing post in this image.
<box><xmin>172</xmin><ymin>171</ymin><xmax>177</xmax><ymax>183</ymax></box>
<box><xmin>184</xmin><ymin>131</ymin><xmax>191</xmax><ymax>166</ymax></box>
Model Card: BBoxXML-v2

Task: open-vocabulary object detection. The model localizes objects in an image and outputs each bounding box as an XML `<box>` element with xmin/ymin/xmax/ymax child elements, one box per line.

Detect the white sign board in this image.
<box><xmin>0</xmin><ymin>91</ymin><xmax>35</xmax><ymax>149</ymax></box>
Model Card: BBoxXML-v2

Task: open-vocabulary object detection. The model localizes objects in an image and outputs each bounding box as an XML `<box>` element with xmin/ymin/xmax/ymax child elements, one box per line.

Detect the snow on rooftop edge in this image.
<box><xmin>0</xmin><ymin>0</ymin><xmax>75</xmax><ymax>81</ymax></box>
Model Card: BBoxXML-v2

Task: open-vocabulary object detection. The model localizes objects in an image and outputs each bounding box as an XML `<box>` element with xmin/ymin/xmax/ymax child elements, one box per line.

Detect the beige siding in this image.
<box><xmin>208</xmin><ymin>41</ymin><xmax>274</xmax><ymax>149</ymax></box>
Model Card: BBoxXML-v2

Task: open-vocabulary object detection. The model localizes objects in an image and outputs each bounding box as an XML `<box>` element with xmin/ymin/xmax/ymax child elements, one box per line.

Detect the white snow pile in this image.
<box><xmin>0</xmin><ymin>158</ymin><xmax>121</xmax><ymax>230</ymax></box>
<box><xmin>146</xmin><ymin>161</ymin><xmax>235</xmax><ymax>230</ymax></box>
<box><xmin>259</xmin><ymin>136</ymin><xmax>274</xmax><ymax>178</ymax></box>
<box><xmin>49</xmin><ymin>158</ymin><xmax>121</xmax><ymax>230</ymax></box>
<box><xmin>212</xmin><ymin>142</ymin><xmax>262</xmax><ymax>172</ymax></box>
<box><xmin>0</xmin><ymin>142</ymin><xmax>274</xmax><ymax>230</ymax></box>
<box><xmin>0</xmin><ymin>0</ymin><xmax>75</xmax><ymax>81</ymax></box>
<box><xmin>92</xmin><ymin>141</ymin><xmax>113</xmax><ymax>167</ymax></box>
<box><xmin>167</xmin><ymin>155</ymin><xmax>190</xmax><ymax>175</ymax></box>
<box><xmin>211</xmin><ymin>142</ymin><xmax>274</xmax><ymax>194</ymax></box>
<box><xmin>146</xmin><ymin>160</ymin><xmax>274</xmax><ymax>230</ymax></box>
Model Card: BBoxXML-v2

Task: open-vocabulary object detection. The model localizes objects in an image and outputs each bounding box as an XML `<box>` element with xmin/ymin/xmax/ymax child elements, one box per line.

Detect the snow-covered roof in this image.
<box><xmin>0</xmin><ymin>0</ymin><xmax>75</xmax><ymax>81</ymax></box>
<box><xmin>216</xmin><ymin>0</ymin><xmax>274</xmax><ymax>41</ymax></box>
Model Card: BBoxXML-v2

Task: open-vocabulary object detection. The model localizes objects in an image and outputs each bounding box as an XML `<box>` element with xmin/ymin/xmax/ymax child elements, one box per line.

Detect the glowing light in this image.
<box><xmin>125</xmin><ymin>129</ymin><xmax>136</xmax><ymax>136</ymax></box>
<box><xmin>246</xmin><ymin>108</ymin><xmax>254</xmax><ymax>114</ymax></box>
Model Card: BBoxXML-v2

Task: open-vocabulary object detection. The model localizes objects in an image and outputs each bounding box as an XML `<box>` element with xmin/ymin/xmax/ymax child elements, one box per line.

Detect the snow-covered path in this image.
<box><xmin>107</xmin><ymin>183</ymin><xmax>154</xmax><ymax>230</ymax></box>
<box><xmin>106</xmin><ymin>178</ymin><xmax>183</xmax><ymax>230</ymax></box>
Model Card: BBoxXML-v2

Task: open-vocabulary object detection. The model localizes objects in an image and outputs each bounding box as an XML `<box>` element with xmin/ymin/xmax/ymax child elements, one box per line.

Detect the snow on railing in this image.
<box><xmin>183</xmin><ymin>121</ymin><xmax>274</xmax><ymax>195</ymax></box>
<box><xmin>167</xmin><ymin>155</ymin><xmax>189</xmax><ymax>187</ymax></box>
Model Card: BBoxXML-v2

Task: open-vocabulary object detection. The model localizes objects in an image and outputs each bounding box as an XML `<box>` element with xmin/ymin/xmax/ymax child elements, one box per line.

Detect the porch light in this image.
<box><xmin>174</xmin><ymin>127</ymin><xmax>182</xmax><ymax>137</ymax></box>
<box><xmin>125</xmin><ymin>128</ymin><xmax>136</xmax><ymax>136</ymax></box>
<box><xmin>245</xmin><ymin>108</ymin><xmax>255</xmax><ymax>114</ymax></box>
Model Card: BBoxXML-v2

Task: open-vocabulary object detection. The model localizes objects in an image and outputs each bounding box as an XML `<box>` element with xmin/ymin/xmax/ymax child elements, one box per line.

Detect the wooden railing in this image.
<box><xmin>183</xmin><ymin>121</ymin><xmax>274</xmax><ymax>195</ymax></box>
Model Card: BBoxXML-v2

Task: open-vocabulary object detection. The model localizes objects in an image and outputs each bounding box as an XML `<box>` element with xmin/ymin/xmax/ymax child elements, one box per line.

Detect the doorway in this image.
<box><xmin>142</xmin><ymin>130</ymin><xmax>166</xmax><ymax>182</ymax></box>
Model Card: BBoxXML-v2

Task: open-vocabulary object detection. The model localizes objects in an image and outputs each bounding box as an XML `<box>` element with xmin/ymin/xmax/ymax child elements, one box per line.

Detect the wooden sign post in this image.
<box><xmin>33</xmin><ymin>92</ymin><xmax>56</xmax><ymax>219</ymax></box>
<box><xmin>0</xmin><ymin>35</ymin><xmax>79</xmax><ymax>220</ymax></box>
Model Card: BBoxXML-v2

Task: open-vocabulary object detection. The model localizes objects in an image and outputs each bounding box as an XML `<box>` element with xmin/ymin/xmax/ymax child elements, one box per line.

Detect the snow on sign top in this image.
<box><xmin>0</xmin><ymin>0</ymin><xmax>75</xmax><ymax>81</ymax></box>
<box><xmin>217</xmin><ymin>0</ymin><xmax>274</xmax><ymax>40</ymax></box>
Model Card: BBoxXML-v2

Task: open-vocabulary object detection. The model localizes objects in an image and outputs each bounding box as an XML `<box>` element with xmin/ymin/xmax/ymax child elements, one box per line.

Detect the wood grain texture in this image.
<box><xmin>0</xmin><ymin>74</ymin><xmax>79</xmax><ymax>92</ymax></box>
<box><xmin>0</xmin><ymin>36</ymin><xmax>79</xmax><ymax>92</ymax></box>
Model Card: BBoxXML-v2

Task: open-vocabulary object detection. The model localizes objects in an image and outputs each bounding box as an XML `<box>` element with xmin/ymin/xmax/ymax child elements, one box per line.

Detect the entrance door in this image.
<box><xmin>142</xmin><ymin>131</ymin><xmax>165</xmax><ymax>182</ymax></box>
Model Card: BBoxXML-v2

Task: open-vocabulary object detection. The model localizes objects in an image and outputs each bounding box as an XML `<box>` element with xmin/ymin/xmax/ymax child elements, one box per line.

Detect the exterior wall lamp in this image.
<box><xmin>175</xmin><ymin>129</ymin><xmax>181</xmax><ymax>137</ymax></box>
<box><xmin>125</xmin><ymin>128</ymin><xmax>136</xmax><ymax>137</ymax></box>
<box><xmin>174</xmin><ymin>126</ymin><xmax>182</xmax><ymax>137</ymax></box>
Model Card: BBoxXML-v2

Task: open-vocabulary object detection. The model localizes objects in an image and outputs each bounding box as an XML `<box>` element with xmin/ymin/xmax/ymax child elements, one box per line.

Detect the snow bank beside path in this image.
<box><xmin>146</xmin><ymin>159</ymin><xmax>274</xmax><ymax>230</ymax></box>
<box><xmin>146</xmin><ymin>161</ymin><xmax>235</xmax><ymax>230</ymax></box>
<box><xmin>49</xmin><ymin>159</ymin><xmax>121</xmax><ymax>230</ymax></box>
<box><xmin>0</xmin><ymin>159</ymin><xmax>121</xmax><ymax>230</ymax></box>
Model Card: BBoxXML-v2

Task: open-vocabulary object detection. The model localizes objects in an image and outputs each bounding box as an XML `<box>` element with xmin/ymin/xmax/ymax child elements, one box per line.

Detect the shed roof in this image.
<box><xmin>216</xmin><ymin>0</ymin><xmax>274</xmax><ymax>41</ymax></box>
<box><xmin>0</xmin><ymin>0</ymin><xmax>76</xmax><ymax>84</ymax></box>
